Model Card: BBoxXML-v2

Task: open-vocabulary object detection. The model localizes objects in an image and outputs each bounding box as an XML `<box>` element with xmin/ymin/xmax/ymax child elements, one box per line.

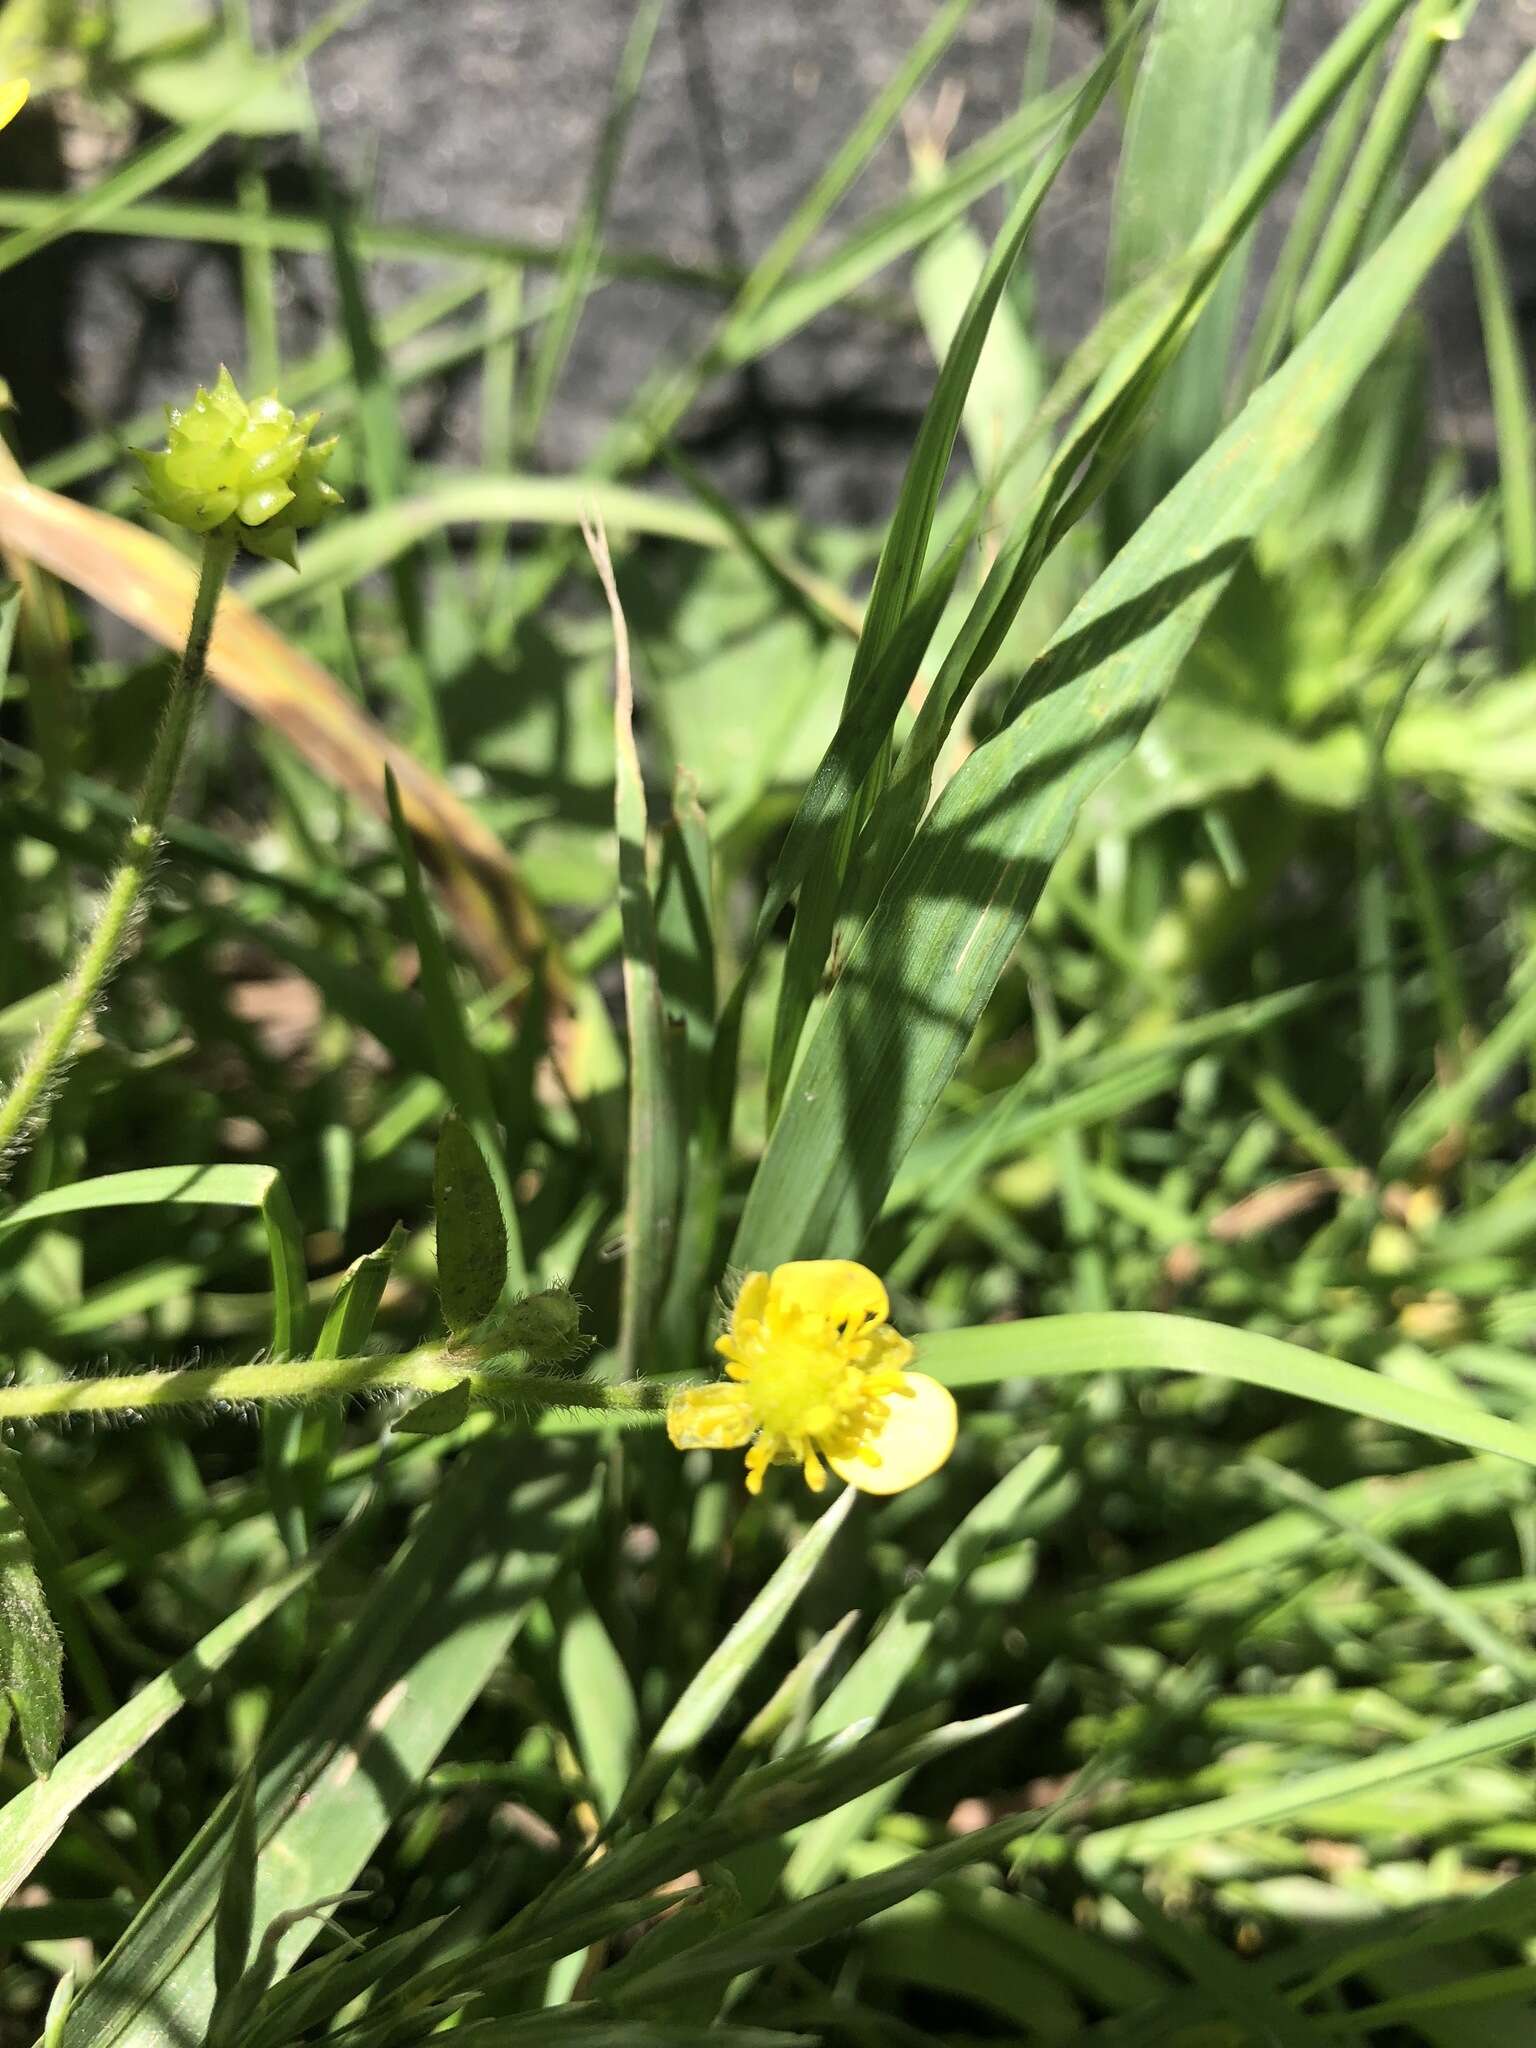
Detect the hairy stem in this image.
<box><xmin>0</xmin><ymin>532</ymin><xmax>238</xmax><ymax>1178</ymax></box>
<box><xmin>0</xmin><ymin>1348</ymin><xmax>670</xmax><ymax>1425</ymax></box>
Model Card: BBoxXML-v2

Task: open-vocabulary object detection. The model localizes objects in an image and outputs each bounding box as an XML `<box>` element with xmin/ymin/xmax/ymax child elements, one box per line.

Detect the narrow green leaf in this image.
<box><xmin>434</xmin><ymin>1115</ymin><xmax>509</xmax><ymax>1336</ymax></box>
<box><xmin>560</xmin><ymin>1599</ymin><xmax>640</xmax><ymax>1822</ymax></box>
<box><xmin>722</xmin><ymin>87</ymin><xmax>1078</xmax><ymax>364</ymax></box>
<box><xmin>1384</xmin><ymin>959</ymin><xmax>1536</xmax><ymax>1175</ymax></box>
<box><xmin>618</xmin><ymin>1486</ymin><xmax>856</xmax><ymax>1821</ymax></box>
<box><xmin>784</xmin><ymin>1447</ymin><xmax>1063</xmax><ymax>1895</ymax></box>
<box><xmin>0</xmin><ymin>1466</ymin><xmax>63</xmax><ymax>1780</ymax></box>
<box><xmin>392</xmin><ymin>1379</ymin><xmax>473</xmax><ymax>1437</ymax></box>
<box><xmin>313</xmin><ymin>1226</ymin><xmax>403</xmax><ymax>1361</ymax></box>
<box><xmin>312</xmin><ymin>154</ymin><xmax>444</xmax><ymax>767</ymax></box>
<box><xmin>1291</xmin><ymin>0</ymin><xmax>1481</xmax><ymax>337</ymax></box>
<box><xmin>518</xmin><ymin>0</ymin><xmax>662</xmax><ymax>459</ymax></box>
<box><xmin>653</xmin><ymin>774</ymin><xmax>720</xmax><ymax>1365</ymax></box>
<box><xmin>384</xmin><ymin>767</ymin><xmax>524</xmax><ymax>1292</ymax></box>
<box><xmin>842</xmin><ymin>0</ymin><xmax>1417</xmax><ymax>948</ymax></box>
<box><xmin>0</xmin><ymin>1164</ymin><xmax>307</xmax><ymax>1357</ymax></box>
<box><xmin>1104</xmin><ymin>0</ymin><xmax>1283</xmax><ymax>532</ymax></box>
<box><xmin>1077</xmin><ymin>1693</ymin><xmax>1536</xmax><ymax>1876</ymax></box>
<box><xmin>1467</xmin><ymin>189</ymin><xmax>1536</xmax><ymax>667</ymax></box>
<box><xmin>211</xmin><ymin>1774</ymin><xmax>258</xmax><ymax>2018</ymax></box>
<box><xmin>918</xmin><ymin>1312</ymin><xmax>1536</xmax><ymax>1474</ymax></box>
<box><xmin>612</xmin><ymin>1749</ymin><xmax>1039</xmax><ymax>2008</ymax></box>
<box><xmin>584</xmin><ymin>519</ymin><xmax>683</xmax><ymax>1374</ymax></box>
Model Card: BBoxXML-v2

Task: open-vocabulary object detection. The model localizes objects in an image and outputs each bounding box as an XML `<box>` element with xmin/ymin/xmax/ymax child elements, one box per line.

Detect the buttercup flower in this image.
<box><xmin>0</xmin><ymin>79</ymin><xmax>27</xmax><ymax>132</ymax></box>
<box><xmin>668</xmin><ymin>1260</ymin><xmax>958</xmax><ymax>1496</ymax></box>
<box><xmin>133</xmin><ymin>366</ymin><xmax>342</xmax><ymax>565</ymax></box>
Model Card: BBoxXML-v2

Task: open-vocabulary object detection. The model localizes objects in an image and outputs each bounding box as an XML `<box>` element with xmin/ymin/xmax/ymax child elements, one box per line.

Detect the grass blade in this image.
<box><xmin>584</xmin><ymin>519</ymin><xmax>683</xmax><ymax>1374</ymax></box>
<box><xmin>919</xmin><ymin>1311</ymin><xmax>1536</xmax><ymax>1474</ymax></box>
<box><xmin>1104</xmin><ymin>0</ymin><xmax>1283</xmax><ymax>533</ymax></box>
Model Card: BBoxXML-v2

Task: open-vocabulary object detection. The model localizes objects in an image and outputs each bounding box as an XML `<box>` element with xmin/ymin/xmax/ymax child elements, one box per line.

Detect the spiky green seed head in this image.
<box><xmin>133</xmin><ymin>366</ymin><xmax>342</xmax><ymax>566</ymax></box>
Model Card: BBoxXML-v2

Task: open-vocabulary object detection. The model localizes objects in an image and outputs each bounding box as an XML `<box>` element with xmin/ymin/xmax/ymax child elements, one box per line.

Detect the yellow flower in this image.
<box><xmin>132</xmin><ymin>366</ymin><xmax>342</xmax><ymax>565</ymax></box>
<box><xmin>668</xmin><ymin>1260</ymin><xmax>957</xmax><ymax>1497</ymax></box>
<box><xmin>0</xmin><ymin>80</ymin><xmax>27</xmax><ymax>132</ymax></box>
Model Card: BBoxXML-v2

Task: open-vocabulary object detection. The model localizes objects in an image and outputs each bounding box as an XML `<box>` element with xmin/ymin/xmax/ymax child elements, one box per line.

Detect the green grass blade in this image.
<box><xmin>518</xmin><ymin>0</ymin><xmax>662</xmax><ymax>460</ymax></box>
<box><xmin>560</xmin><ymin>1598</ymin><xmax>641</xmax><ymax>1823</ymax></box>
<box><xmin>732</xmin><ymin>38</ymin><xmax>1536</xmax><ymax>1268</ymax></box>
<box><xmin>1238</xmin><ymin>41</ymin><xmax>1387</xmax><ymax>397</ymax></box>
<box><xmin>722</xmin><ymin>85</ymin><xmax>1078</xmax><ymax>364</ymax></box>
<box><xmin>1290</xmin><ymin>0</ymin><xmax>1481</xmax><ymax>338</ymax></box>
<box><xmin>758</xmin><ymin>10</ymin><xmax>1147</xmax><ymax>1119</ymax></box>
<box><xmin>1383</xmin><ymin>959</ymin><xmax>1536</xmax><ymax>1175</ymax></box>
<box><xmin>847</xmin><ymin>0</ymin><xmax>1416</xmax><ymax>933</ymax></box>
<box><xmin>617</xmin><ymin>1487</ymin><xmax>856</xmax><ymax>1823</ymax></box>
<box><xmin>725</xmin><ymin>0</ymin><xmax>977</xmax><ymax>332</ymax></box>
<box><xmin>784</xmin><ymin>1447</ymin><xmax>1065</xmax><ymax>1895</ymax></box>
<box><xmin>241</xmin><ymin>474</ymin><xmax>758</xmax><ymax>611</ymax></box>
<box><xmin>313</xmin><ymin>158</ymin><xmax>448</xmax><ymax>766</ymax></box>
<box><xmin>1248</xmin><ymin>1454</ymin><xmax>1536</xmax><ymax>1684</ymax></box>
<box><xmin>1077</xmin><ymin>1691</ymin><xmax>1536</xmax><ymax>1875</ymax></box>
<box><xmin>585</xmin><ymin>522</ymin><xmax>683</xmax><ymax>1375</ymax></box>
<box><xmin>919</xmin><ymin>1311</ymin><xmax>1536</xmax><ymax>1474</ymax></box>
<box><xmin>1467</xmin><ymin>190</ymin><xmax>1536</xmax><ymax>667</ymax></box>
<box><xmin>1103</xmin><ymin>0</ymin><xmax>1283</xmax><ymax>532</ymax></box>
<box><xmin>384</xmin><ymin>769</ymin><xmax>525</xmax><ymax>1294</ymax></box>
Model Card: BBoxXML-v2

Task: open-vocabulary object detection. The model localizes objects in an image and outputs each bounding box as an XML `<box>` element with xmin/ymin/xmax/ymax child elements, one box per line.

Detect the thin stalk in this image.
<box><xmin>0</xmin><ymin>534</ymin><xmax>237</xmax><ymax>1178</ymax></box>
<box><xmin>0</xmin><ymin>1351</ymin><xmax>669</xmax><ymax>1425</ymax></box>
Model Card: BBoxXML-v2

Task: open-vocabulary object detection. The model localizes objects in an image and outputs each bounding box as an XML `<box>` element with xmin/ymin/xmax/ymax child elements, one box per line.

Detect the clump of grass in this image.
<box><xmin>4</xmin><ymin>4</ymin><xmax>1536</xmax><ymax>2042</ymax></box>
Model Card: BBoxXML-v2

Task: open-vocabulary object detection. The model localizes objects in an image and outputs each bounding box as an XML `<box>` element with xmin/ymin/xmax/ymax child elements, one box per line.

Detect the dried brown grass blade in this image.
<box><xmin>0</xmin><ymin>475</ymin><xmax>567</xmax><ymax>1001</ymax></box>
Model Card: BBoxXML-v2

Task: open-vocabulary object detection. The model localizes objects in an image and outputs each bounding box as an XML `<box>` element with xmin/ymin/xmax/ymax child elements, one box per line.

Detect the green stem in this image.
<box><xmin>0</xmin><ymin>533</ymin><xmax>237</xmax><ymax>1179</ymax></box>
<box><xmin>0</xmin><ymin>1349</ymin><xmax>669</xmax><ymax>1425</ymax></box>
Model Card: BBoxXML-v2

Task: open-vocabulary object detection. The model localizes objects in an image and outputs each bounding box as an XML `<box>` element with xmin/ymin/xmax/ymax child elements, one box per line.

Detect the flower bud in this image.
<box><xmin>497</xmin><ymin>1285</ymin><xmax>585</xmax><ymax>1363</ymax></box>
<box><xmin>133</xmin><ymin>366</ymin><xmax>342</xmax><ymax>565</ymax></box>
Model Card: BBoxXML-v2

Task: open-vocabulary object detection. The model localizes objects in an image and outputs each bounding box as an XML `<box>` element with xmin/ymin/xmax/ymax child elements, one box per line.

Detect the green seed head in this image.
<box><xmin>133</xmin><ymin>366</ymin><xmax>342</xmax><ymax>566</ymax></box>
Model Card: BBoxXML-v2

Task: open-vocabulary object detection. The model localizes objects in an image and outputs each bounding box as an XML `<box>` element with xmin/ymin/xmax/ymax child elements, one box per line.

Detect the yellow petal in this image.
<box><xmin>766</xmin><ymin>1259</ymin><xmax>888</xmax><ymax>1329</ymax></box>
<box><xmin>730</xmin><ymin>1269</ymin><xmax>770</xmax><ymax>1337</ymax></box>
<box><xmin>667</xmin><ymin>1383</ymin><xmax>755</xmax><ymax>1451</ymax></box>
<box><xmin>0</xmin><ymin>80</ymin><xmax>28</xmax><ymax>133</ymax></box>
<box><xmin>829</xmin><ymin>1372</ymin><xmax>957</xmax><ymax>1495</ymax></box>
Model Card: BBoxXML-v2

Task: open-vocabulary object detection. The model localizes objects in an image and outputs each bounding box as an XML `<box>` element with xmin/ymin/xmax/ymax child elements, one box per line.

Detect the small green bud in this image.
<box><xmin>133</xmin><ymin>366</ymin><xmax>342</xmax><ymax>566</ymax></box>
<box><xmin>498</xmin><ymin>1285</ymin><xmax>584</xmax><ymax>1363</ymax></box>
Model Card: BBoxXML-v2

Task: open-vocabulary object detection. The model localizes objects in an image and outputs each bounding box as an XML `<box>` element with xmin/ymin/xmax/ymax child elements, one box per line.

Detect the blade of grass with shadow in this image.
<box><xmin>517</xmin><ymin>0</ymin><xmax>663</xmax><ymax>463</ymax></box>
<box><xmin>733</xmin><ymin>42</ymin><xmax>1536</xmax><ymax>1270</ymax></box>
<box><xmin>762</xmin><ymin>5</ymin><xmax>1151</xmax><ymax>1119</ymax></box>
<box><xmin>1290</xmin><ymin>0</ymin><xmax>1482</xmax><ymax>339</ymax></box>
<box><xmin>1103</xmin><ymin>0</ymin><xmax>1283</xmax><ymax>537</ymax></box>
